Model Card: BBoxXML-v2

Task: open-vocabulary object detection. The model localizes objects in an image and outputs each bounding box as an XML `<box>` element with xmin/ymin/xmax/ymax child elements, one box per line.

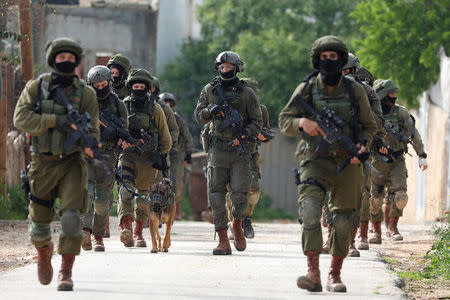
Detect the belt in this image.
<box><xmin>39</xmin><ymin>152</ymin><xmax>77</xmax><ymax>160</ymax></box>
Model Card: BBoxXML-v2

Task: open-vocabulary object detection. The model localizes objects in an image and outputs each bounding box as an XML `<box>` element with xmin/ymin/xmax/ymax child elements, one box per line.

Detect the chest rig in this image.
<box><xmin>124</xmin><ymin>96</ymin><xmax>159</xmax><ymax>153</ymax></box>
<box><xmin>31</xmin><ymin>74</ymin><xmax>84</xmax><ymax>155</ymax></box>
<box><xmin>305</xmin><ymin>75</ymin><xmax>360</xmax><ymax>153</ymax></box>
<box><xmin>384</xmin><ymin>105</ymin><xmax>407</xmax><ymax>152</ymax></box>
<box><xmin>99</xmin><ymin>94</ymin><xmax>122</xmax><ymax>152</ymax></box>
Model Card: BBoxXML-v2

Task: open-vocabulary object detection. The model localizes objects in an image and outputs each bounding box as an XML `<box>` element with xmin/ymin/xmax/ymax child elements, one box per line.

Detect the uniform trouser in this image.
<box><xmin>226</xmin><ymin>152</ymin><xmax>261</xmax><ymax>222</ymax></box>
<box><xmin>298</xmin><ymin>156</ymin><xmax>363</xmax><ymax>257</ymax></box>
<box><xmin>369</xmin><ymin>156</ymin><xmax>408</xmax><ymax>222</ymax></box>
<box><xmin>117</xmin><ymin>152</ymin><xmax>158</xmax><ymax>222</ymax></box>
<box><xmin>28</xmin><ymin>152</ymin><xmax>88</xmax><ymax>255</ymax></box>
<box><xmin>170</xmin><ymin>151</ymin><xmax>185</xmax><ymax>204</ymax></box>
<box><xmin>207</xmin><ymin>149</ymin><xmax>251</xmax><ymax>231</ymax></box>
<box><xmin>81</xmin><ymin>152</ymin><xmax>117</xmax><ymax>236</ymax></box>
<box><xmin>359</xmin><ymin>163</ymin><xmax>371</xmax><ymax>222</ymax></box>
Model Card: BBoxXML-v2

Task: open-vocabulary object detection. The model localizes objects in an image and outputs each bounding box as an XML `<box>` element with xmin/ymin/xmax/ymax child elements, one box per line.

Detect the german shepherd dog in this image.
<box><xmin>148</xmin><ymin>178</ymin><xmax>176</xmax><ymax>253</ymax></box>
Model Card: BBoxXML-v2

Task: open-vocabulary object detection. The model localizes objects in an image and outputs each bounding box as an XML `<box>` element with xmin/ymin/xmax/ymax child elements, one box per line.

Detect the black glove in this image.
<box><xmin>184</xmin><ymin>151</ymin><xmax>192</xmax><ymax>164</ymax></box>
<box><xmin>208</xmin><ymin>104</ymin><xmax>222</xmax><ymax>117</ymax></box>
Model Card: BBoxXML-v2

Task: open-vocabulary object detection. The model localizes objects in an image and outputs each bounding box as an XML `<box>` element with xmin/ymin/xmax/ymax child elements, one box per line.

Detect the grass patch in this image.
<box><xmin>0</xmin><ymin>184</ymin><xmax>28</xmax><ymax>220</ymax></box>
<box><xmin>382</xmin><ymin>256</ymin><xmax>400</xmax><ymax>264</ymax></box>
<box><xmin>252</xmin><ymin>193</ymin><xmax>296</xmax><ymax>221</ymax></box>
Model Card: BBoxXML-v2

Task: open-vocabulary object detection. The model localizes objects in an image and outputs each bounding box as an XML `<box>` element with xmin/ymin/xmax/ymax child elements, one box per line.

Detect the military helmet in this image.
<box><xmin>373</xmin><ymin>79</ymin><xmax>399</xmax><ymax>100</ymax></box>
<box><xmin>152</xmin><ymin>76</ymin><xmax>160</xmax><ymax>91</ymax></box>
<box><xmin>356</xmin><ymin>66</ymin><xmax>375</xmax><ymax>87</ymax></box>
<box><xmin>45</xmin><ymin>37</ymin><xmax>83</xmax><ymax>68</ymax></box>
<box><xmin>310</xmin><ymin>35</ymin><xmax>348</xmax><ymax>69</ymax></box>
<box><xmin>126</xmin><ymin>68</ymin><xmax>153</xmax><ymax>89</ymax></box>
<box><xmin>107</xmin><ymin>53</ymin><xmax>131</xmax><ymax>76</ymax></box>
<box><xmin>342</xmin><ymin>53</ymin><xmax>360</xmax><ymax>71</ymax></box>
<box><xmin>214</xmin><ymin>51</ymin><xmax>243</xmax><ymax>72</ymax></box>
<box><xmin>87</xmin><ymin>65</ymin><xmax>112</xmax><ymax>85</ymax></box>
<box><xmin>160</xmin><ymin>92</ymin><xmax>176</xmax><ymax>105</ymax></box>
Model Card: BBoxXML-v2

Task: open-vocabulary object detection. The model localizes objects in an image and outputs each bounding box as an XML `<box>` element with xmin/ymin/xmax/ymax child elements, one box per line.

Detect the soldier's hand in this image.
<box><xmin>379</xmin><ymin>146</ymin><xmax>389</xmax><ymax>155</ymax></box>
<box><xmin>85</xmin><ymin>147</ymin><xmax>94</xmax><ymax>158</ymax></box>
<box><xmin>257</xmin><ymin>133</ymin><xmax>267</xmax><ymax>141</ymax></box>
<box><xmin>299</xmin><ymin>118</ymin><xmax>326</xmax><ymax>138</ymax></box>
<box><xmin>232</xmin><ymin>138</ymin><xmax>240</xmax><ymax>146</ymax></box>
<box><xmin>419</xmin><ymin>157</ymin><xmax>428</xmax><ymax>171</ymax></box>
<box><xmin>350</xmin><ymin>145</ymin><xmax>366</xmax><ymax>164</ymax></box>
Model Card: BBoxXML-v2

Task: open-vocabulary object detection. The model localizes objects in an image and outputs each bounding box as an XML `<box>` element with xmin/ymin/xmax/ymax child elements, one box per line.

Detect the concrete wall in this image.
<box><xmin>34</xmin><ymin>6</ymin><xmax>158</xmax><ymax>77</ymax></box>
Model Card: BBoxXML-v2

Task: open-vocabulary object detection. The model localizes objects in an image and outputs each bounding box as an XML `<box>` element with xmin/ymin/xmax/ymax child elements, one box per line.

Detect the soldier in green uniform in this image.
<box><xmin>161</xmin><ymin>92</ymin><xmax>194</xmax><ymax>220</ymax></box>
<box><xmin>80</xmin><ymin>65</ymin><xmax>129</xmax><ymax>252</ymax></box>
<box><xmin>279</xmin><ymin>36</ymin><xmax>377</xmax><ymax>292</ymax></box>
<box><xmin>194</xmin><ymin>51</ymin><xmax>262</xmax><ymax>255</ymax></box>
<box><xmin>107</xmin><ymin>53</ymin><xmax>131</xmax><ymax>100</ymax></box>
<box><xmin>132</xmin><ymin>76</ymin><xmax>179</xmax><ymax>247</ymax></box>
<box><xmin>117</xmin><ymin>69</ymin><xmax>172</xmax><ymax>248</ymax></box>
<box><xmin>368</xmin><ymin>79</ymin><xmax>427</xmax><ymax>243</ymax></box>
<box><xmin>13</xmin><ymin>38</ymin><xmax>99</xmax><ymax>291</ymax></box>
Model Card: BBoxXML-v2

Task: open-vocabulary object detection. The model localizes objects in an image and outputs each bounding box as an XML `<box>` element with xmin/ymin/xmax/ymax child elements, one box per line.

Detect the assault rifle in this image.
<box><xmin>211</xmin><ymin>84</ymin><xmax>249</xmax><ymax>155</ymax></box>
<box><xmin>128</xmin><ymin>114</ymin><xmax>159</xmax><ymax>154</ymax></box>
<box><xmin>98</xmin><ymin>111</ymin><xmax>144</xmax><ymax>154</ymax></box>
<box><xmin>292</xmin><ymin>94</ymin><xmax>381</xmax><ymax>176</ymax></box>
<box><xmin>52</xmin><ymin>85</ymin><xmax>109</xmax><ymax>174</ymax></box>
<box><xmin>261</xmin><ymin>127</ymin><xmax>276</xmax><ymax>141</ymax></box>
<box><xmin>384</xmin><ymin>121</ymin><xmax>418</xmax><ymax>150</ymax></box>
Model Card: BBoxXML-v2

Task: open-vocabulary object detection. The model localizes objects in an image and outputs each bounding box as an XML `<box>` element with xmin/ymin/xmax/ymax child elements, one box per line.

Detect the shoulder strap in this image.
<box><xmin>343</xmin><ymin>76</ymin><xmax>361</xmax><ymax>143</ymax></box>
<box><xmin>409</xmin><ymin>114</ymin><xmax>416</xmax><ymax>138</ymax></box>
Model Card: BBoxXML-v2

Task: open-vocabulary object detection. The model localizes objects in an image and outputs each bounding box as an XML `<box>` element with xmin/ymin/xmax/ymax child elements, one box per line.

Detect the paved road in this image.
<box><xmin>0</xmin><ymin>220</ymin><xmax>405</xmax><ymax>299</ymax></box>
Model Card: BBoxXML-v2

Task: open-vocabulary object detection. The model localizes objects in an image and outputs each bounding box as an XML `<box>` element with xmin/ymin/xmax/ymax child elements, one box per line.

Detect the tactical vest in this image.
<box><xmin>384</xmin><ymin>105</ymin><xmax>406</xmax><ymax>152</ymax></box>
<box><xmin>303</xmin><ymin>75</ymin><xmax>360</xmax><ymax>153</ymax></box>
<box><xmin>31</xmin><ymin>74</ymin><xmax>84</xmax><ymax>155</ymax></box>
<box><xmin>124</xmin><ymin>96</ymin><xmax>159</xmax><ymax>153</ymax></box>
<box><xmin>99</xmin><ymin>94</ymin><xmax>122</xmax><ymax>153</ymax></box>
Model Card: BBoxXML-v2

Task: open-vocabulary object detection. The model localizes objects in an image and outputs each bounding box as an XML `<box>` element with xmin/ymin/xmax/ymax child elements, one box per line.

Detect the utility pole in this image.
<box><xmin>18</xmin><ymin>0</ymin><xmax>34</xmax><ymax>81</ymax></box>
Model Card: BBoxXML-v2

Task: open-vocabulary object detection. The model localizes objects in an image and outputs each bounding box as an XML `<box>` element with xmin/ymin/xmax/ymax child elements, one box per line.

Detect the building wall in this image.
<box><xmin>34</xmin><ymin>6</ymin><xmax>158</xmax><ymax>77</ymax></box>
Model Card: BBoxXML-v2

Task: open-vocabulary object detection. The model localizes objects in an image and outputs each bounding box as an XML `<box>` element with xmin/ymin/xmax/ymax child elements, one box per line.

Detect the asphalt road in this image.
<box><xmin>0</xmin><ymin>221</ymin><xmax>405</xmax><ymax>299</ymax></box>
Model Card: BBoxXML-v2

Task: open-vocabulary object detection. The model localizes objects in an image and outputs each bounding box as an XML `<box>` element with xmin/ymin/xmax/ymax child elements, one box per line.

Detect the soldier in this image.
<box><xmin>117</xmin><ymin>69</ymin><xmax>172</xmax><ymax>248</ymax></box>
<box><xmin>107</xmin><ymin>53</ymin><xmax>131</xmax><ymax>100</ymax></box>
<box><xmin>132</xmin><ymin>76</ymin><xmax>179</xmax><ymax>248</ymax></box>
<box><xmin>13</xmin><ymin>37</ymin><xmax>99</xmax><ymax>291</ymax></box>
<box><xmin>161</xmin><ymin>92</ymin><xmax>194</xmax><ymax>220</ymax></box>
<box><xmin>80</xmin><ymin>66</ymin><xmax>129</xmax><ymax>252</ymax></box>
<box><xmin>368</xmin><ymin>79</ymin><xmax>427</xmax><ymax>243</ymax></box>
<box><xmin>194</xmin><ymin>51</ymin><xmax>262</xmax><ymax>255</ymax></box>
<box><xmin>279</xmin><ymin>36</ymin><xmax>377</xmax><ymax>292</ymax></box>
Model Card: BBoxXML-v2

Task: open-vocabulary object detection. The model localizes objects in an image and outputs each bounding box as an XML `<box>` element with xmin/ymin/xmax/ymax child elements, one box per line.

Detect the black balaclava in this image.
<box><xmin>131</xmin><ymin>80</ymin><xmax>150</xmax><ymax>108</ymax></box>
<box><xmin>94</xmin><ymin>85</ymin><xmax>111</xmax><ymax>103</ymax></box>
<box><xmin>381</xmin><ymin>95</ymin><xmax>397</xmax><ymax>114</ymax></box>
<box><xmin>319</xmin><ymin>58</ymin><xmax>342</xmax><ymax>86</ymax></box>
<box><xmin>110</xmin><ymin>64</ymin><xmax>126</xmax><ymax>88</ymax></box>
<box><xmin>51</xmin><ymin>51</ymin><xmax>77</xmax><ymax>87</ymax></box>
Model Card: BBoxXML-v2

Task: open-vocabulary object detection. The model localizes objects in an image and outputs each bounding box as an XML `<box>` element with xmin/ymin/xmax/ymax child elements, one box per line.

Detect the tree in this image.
<box><xmin>352</xmin><ymin>0</ymin><xmax>450</xmax><ymax>107</ymax></box>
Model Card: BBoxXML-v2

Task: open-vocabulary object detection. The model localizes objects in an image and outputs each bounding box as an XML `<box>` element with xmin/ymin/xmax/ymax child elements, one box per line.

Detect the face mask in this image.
<box><xmin>132</xmin><ymin>89</ymin><xmax>147</xmax><ymax>98</ymax></box>
<box><xmin>319</xmin><ymin>59</ymin><xmax>342</xmax><ymax>86</ymax></box>
<box><xmin>54</xmin><ymin>61</ymin><xmax>76</xmax><ymax>74</ymax></box>
<box><xmin>51</xmin><ymin>72</ymin><xmax>74</xmax><ymax>87</ymax></box>
<box><xmin>112</xmin><ymin>75</ymin><xmax>122</xmax><ymax>84</ymax></box>
<box><xmin>220</xmin><ymin>69</ymin><xmax>236</xmax><ymax>81</ymax></box>
<box><xmin>94</xmin><ymin>86</ymin><xmax>111</xmax><ymax>100</ymax></box>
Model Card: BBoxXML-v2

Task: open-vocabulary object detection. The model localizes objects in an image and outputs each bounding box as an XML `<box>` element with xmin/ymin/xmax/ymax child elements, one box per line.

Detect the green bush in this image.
<box><xmin>252</xmin><ymin>193</ymin><xmax>296</xmax><ymax>221</ymax></box>
<box><xmin>419</xmin><ymin>223</ymin><xmax>450</xmax><ymax>280</ymax></box>
<box><xmin>0</xmin><ymin>184</ymin><xmax>28</xmax><ymax>220</ymax></box>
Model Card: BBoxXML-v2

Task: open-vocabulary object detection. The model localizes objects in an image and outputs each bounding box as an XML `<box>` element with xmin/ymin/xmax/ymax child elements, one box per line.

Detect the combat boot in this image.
<box><xmin>368</xmin><ymin>221</ymin><xmax>382</xmax><ymax>244</ymax></box>
<box><xmin>232</xmin><ymin>219</ymin><xmax>246</xmax><ymax>251</ymax></box>
<box><xmin>93</xmin><ymin>235</ymin><xmax>105</xmax><ymax>252</ymax></box>
<box><xmin>118</xmin><ymin>215</ymin><xmax>133</xmax><ymax>247</ymax></box>
<box><xmin>383</xmin><ymin>204</ymin><xmax>390</xmax><ymax>231</ymax></box>
<box><xmin>297</xmin><ymin>251</ymin><xmax>322</xmax><ymax>292</ymax></box>
<box><xmin>242</xmin><ymin>216</ymin><xmax>255</xmax><ymax>238</ymax></box>
<box><xmin>57</xmin><ymin>254</ymin><xmax>75</xmax><ymax>291</ymax></box>
<box><xmin>213</xmin><ymin>228</ymin><xmax>232</xmax><ymax>255</ymax></box>
<box><xmin>35</xmin><ymin>242</ymin><xmax>54</xmax><ymax>285</ymax></box>
<box><xmin>357</xmin><ymin>222</ymin><xmax>369</xmax><ymax>250</ymax></box>
<box><xmin>326</xmin><ymin>255</ymin><xmax>346</xmax><ymax>292</ymax></box>
<box><xmin>133</xmin><ymin>220</ymin><xmax>147</xmax><ymax>247</ymax></box>
<box><xmin>348</xmin><ymin>227</ymin><xmax>360</xmax><ymax>257</ymax></box>
<box><xmin>322</xmin><ymin>226</ymin><xmax>331</xmax><ymax>254</ymax></box>
<box><xmin>103</xmin><ymin>214</ymin><xmax>110</xmax><ymax>238</ymax></box>
<box><xmin>81</xmin><ymin>228</ymin><xmax>92</xmax><ymax>251</ymax></box>
<box><xmin>388</xmin><ymin>216</ymin><xmax>403</xmax><ymax>241</ymax></box>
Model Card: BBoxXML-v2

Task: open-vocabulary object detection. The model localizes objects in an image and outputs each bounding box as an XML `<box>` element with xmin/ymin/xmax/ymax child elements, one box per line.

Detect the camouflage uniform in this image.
<box><xmin>369</xmin><ymin>79</ymin><xmax>426</xmax><ymax>242</ymax></box>
<box><xmin>117</xmin><ymin>69</ymin><xmax>172</xmax><ymax>248</ymax></box>
<box><xmin>279</xmin><ymin>36</ymin><xmax>377</xmax><ymax>292</ymax></box>
<box><xmin>13</xmin><ymin>38</ymin><xmax>99</xmax><ymax>291</ymax></box>
<box><xmin>194</xmin><ymin>51</ymin><xmax>262</xmax><ymax>255</ymax></box>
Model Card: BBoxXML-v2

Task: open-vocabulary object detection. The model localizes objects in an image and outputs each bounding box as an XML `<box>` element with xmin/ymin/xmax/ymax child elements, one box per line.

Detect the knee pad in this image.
<box><xmin>369</xmin><ymin>196</ymin><xmax>383</xmax><ymax>215</ymax></box>
<box><xmin>298</xmin><ymin>198</ymin><xmax>322</xmax><ymax>230</ymax></box>
<box><xmin>29</xmin><ymin>222</ymin><xmax>51</xmax><ymax>241</ymax></box>
<box><xmin>61</xmin><ymin>209</ymin><xmax>81</xmax><ymax>237</ymax></box>
<box><xmin>331</xmin><ymin>211</ymin><xmax>354</xmax><ymax>231</ymax></box>
<box><xmin>230</xmin><ymin>192</ymin><xmax>248</xmax><ymax>204</ymax></box>
<box><xmin>394</xmin><ymin>191</ymin><xmax>408</xmax><ymax>210</ymax></box>
<box><xmin>119</xmin><ymin>186</ymin><xmax>133</xmax><ymax>204</ymax></box>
